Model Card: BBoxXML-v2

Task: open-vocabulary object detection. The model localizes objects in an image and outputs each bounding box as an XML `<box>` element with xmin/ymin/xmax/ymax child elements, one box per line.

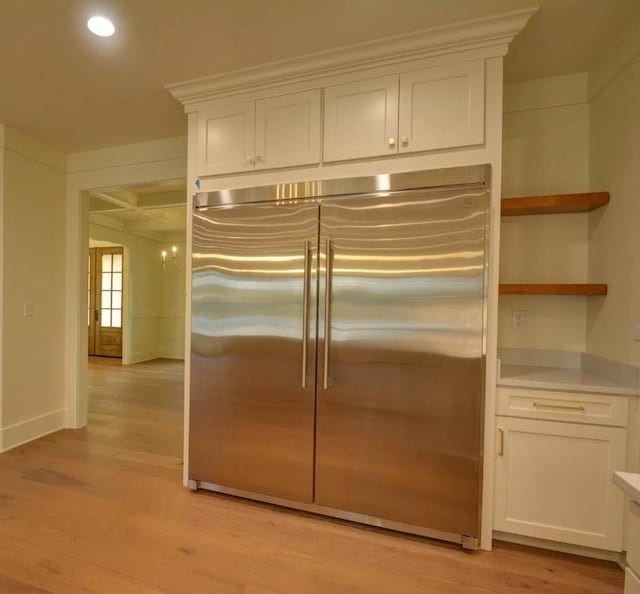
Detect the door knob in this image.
<box><xmin>388</xmin><ymin>137</ymin><xmax>396</xmax><ymax>148</ymax></box>
<box><xmin>255</xmin><ymin>155</ymin><xmax>264</xmax><ymax>164</ymax></box>
<box><xmin>401</xmin><ymin>136</ymin><xmax>409</xmax><ymax>147</ymax></box>
<box><xmin>246</xmin><ymin>156</ymin><xmax>255</xmax><ymax>165</ymax></box>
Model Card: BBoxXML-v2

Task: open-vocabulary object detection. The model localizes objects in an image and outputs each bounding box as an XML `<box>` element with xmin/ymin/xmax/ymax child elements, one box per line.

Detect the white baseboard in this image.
<box><xmin>128</xmin><ymin>350</ymin><xmax>184</xmax><ymax>364</ymax></box>
<box><xmin>159</xmin><ymin>350</ymin><xmax>185</xmax><ymax>360</ymax></box>
<box><xmin>493</xmin><ymin>530</ymin><xmax>623</xmax><ymax>563</ymax></box>
<box><xmin>128</xmin><ymin>350</ymin><xmax>163</xmax><ymax>365</ymax></box>
<box><xmin>1</xmin><ymin>408</ymin><xmax>66</xmax><ymax>453</ymax></box>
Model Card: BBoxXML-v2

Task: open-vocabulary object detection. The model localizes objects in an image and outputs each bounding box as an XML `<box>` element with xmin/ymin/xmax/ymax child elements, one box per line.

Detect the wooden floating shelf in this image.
<box><xmin>499</xmin><ymin>284</ymin><xmax>608</xmax><ymax>296</ymax></box>
<box><xmin>501</xmin><ymin>192</ymin><xmax>609</xmax><ymax>216</ymax></box>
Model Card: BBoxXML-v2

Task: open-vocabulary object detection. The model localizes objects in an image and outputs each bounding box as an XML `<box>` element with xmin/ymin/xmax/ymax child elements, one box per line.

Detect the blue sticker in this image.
<box><xmin>195</xmin><ymin>179</ymin><xmax>201</xmax><ymax>189</ymax></box>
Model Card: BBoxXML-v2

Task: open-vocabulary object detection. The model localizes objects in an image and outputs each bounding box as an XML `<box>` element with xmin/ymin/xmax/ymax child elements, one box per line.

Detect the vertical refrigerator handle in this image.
<box><xmin>323</xmin><ymin>238</ymin><xmax>333</xmax><ymax>390</ymax></box>
<box><xmin>301</xmin><ymin>241</ymin><xmax>310</xmax><ymax>388</ymax></box>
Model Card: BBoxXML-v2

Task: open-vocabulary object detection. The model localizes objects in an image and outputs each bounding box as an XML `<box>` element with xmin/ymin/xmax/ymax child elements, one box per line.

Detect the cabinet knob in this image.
<box><xmin>255</xmin><ymin>155</ymin><xmax>264</xmax><ymax>164</ymax></box>
<box><xmin>246</xmin><ymin>156</ymin><xmax>255</xmax><ymax>165</ymax></box>
<box><xmin>388</xmin><ymin>137</ymin><xmax>396</xmax><ymax>148</ymax></box>
<box><xmin>401</xmin><ymin>136</ymin><xmax>409</xmax><ymax>147</ymax></box>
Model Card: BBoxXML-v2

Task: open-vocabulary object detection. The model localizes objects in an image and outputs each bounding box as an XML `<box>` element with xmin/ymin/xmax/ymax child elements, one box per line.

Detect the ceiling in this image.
<box><xmin>89</xmin><ymin>180</ymin><xmax>186</xmax><ymax>242</ymax></box>
<box><xmin>1</xmin><ymin>0</ymin><xmax>638</xmax><ymax>153</ymax></box>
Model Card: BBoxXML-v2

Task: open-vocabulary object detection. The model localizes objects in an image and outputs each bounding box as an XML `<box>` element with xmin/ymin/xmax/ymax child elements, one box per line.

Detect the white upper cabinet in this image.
<box><xmin>323</xmin><ymin>61</ymin><xmax>485</xmax><ymax>163</ymax></box>
<box><xmin>171</xmin><ymin>11</ymin><xmax>537</xmax><ymax>180</ymax></box>
<box><xmin>323</xmin><ymin>76</ymin><xmax>399</xmax><ymax>162</ymax></box>
<box><xmin>255</xmin><ymin>90</ymin><xmax>321</xmax><ymax>170</ymax></box>
<box><xmin>196</xmin><ymin>90</ymin><xmax>321</xmax><ymax>176</ymax></box>
<box><xmin>398</xmin><ymin>60</ymin><xmax>485</xmax><ymax>153</ymax></box>
<box><xmin>197</xmin><ymin>101</ymin><xmax>255</xmax><ymax>176</ymax></box>
<box><xmin>195</xmin><ymin>61</ymin><xmax>486</xmax><ymax>174</ymax></box>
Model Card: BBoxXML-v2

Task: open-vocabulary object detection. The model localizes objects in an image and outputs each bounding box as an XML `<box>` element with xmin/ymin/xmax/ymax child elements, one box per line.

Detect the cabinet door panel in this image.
<box><xmin>494</xmin><ymin>417</ymin><xmax>625</xmax><ymax>551</ymax></box>
<box><xmin>197</xmin><ymin>101</ymin><xmax>255</xmax><ymax>176</ymax></box>
<box><xmin>399</xmin><ymin>61</ymin><xmax>484</xmax><ymax>153</ymax></box>
<box><xmin>323</xmin><ymin>76</ymin><xmax>399</xmax><ymax>162</ymax></box>
<box><xmin>255</xmin><ymin>90</ymin><xmax>321</xmax><ymax>169</ymax></box>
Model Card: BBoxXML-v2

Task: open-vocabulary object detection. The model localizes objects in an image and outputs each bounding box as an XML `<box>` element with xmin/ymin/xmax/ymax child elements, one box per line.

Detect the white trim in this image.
<box><xmin>166</xmin><ymin>8</ymin><xmax>537</xmax><ymax>105</ymax></box>
<box><xmin>478</xmin><ymin>56</ymin><xmax>504</xmax><ymax>552</ymax></box>
<box><xmin>128</xmin><ymin>350</ymin><xmax>165</xmax><ymax>365</ymax></box>
<box><xmin>0</xmin><ymin>125</ymin><xmax>67</xmax><ymax>173</ymax></box>
<box><xmin>504</xmin><ymin>72</ymin><xmax>589</xmax><ymax>114</ymax></box>
<box><xmin>494</xmin><ymin>531</ymin><xmax>623</xmax><ymax>563</ymax></box>
<box><xmin>182</xmin><ymin>112</ymin><xmax>197</xmax><ymax>486</ymax></box>
<box><xmin>1</xmin><ymin>409</ymin><xmax>66</xmax><ymax>453</ymax></box>
<box><xmin>66</xmin><ymin>137</ymin><xmax>187</xmax><ymax>429</ymax></box>
<box><xmin>68</xmin><ymin>137</ymin><xmax>187</xmax><ymax>174</ymax></box>
<box><xmin>0</xmin><ymin>139</ymin><xmax>4</xmax><ymax>451</ymax></box>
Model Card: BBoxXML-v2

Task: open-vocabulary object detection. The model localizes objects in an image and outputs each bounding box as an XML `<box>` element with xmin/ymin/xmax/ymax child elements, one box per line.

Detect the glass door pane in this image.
<box><xmin>93</xmin><ymin>246</ymin><xmax>124</xmax><ymax>358</ymax></box>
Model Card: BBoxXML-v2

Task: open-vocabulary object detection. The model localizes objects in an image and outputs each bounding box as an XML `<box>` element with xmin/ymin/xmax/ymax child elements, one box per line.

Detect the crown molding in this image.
<box><xmin>166</xmin><ymin>7</ymin><xmax>538</xmax><ymax>106</ymax></box>
<box><xmin>0</xmin><ymin>124</ymin><xmax>67</xmax><ymax>172</ymax></box>
<box><xmin>504</xmin><ymin>72</ymin><xmax>589</xmax><ymax>114</ymax></box>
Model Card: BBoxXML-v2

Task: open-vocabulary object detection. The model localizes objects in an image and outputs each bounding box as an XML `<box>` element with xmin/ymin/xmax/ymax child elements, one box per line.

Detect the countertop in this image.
<box><xmin>614</xmin><ymin>472</ymin><xmax>640</xmax><ymax>503</ymax></box>
<box><xmin>497</xmin><ymin>349</ymin><xmax>640</xmax><ymax>396</ymax></box>
<box><xmin>499</xmin><ymin>363</ymin><xmax>640</xmax><ymax>396</ymax></box>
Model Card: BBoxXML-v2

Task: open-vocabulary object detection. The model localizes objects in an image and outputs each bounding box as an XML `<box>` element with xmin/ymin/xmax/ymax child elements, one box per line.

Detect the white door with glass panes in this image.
<box><xmin>88</xmin><ymin>247</ymin><xmax>123</xmax><ymax>357</ymax></box>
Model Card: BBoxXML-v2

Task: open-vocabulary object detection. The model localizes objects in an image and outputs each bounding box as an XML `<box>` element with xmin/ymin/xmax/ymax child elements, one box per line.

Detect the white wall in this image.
<box><xmin>587</xmin><ymin>13</ymin><xmax>640</xmax><ymax>365</ymax></box>
<box><xmin>499</xmin><ymin>73</ymin><xmax>590</xmax><ymax>352</ymax></box>
<box><xmin>0</xmin><ymin>126</ymin><xmax>68</xmax><ymax>451</ymax></box>
<box><xmin>159</xmin><ymin>243</ymin><xmax>186</xmax><ymax>360</ymax></box>
<box><xmin>89</xmin><ymin>226</ymin><xmax>185</xmax><ymax>364</ymax></box>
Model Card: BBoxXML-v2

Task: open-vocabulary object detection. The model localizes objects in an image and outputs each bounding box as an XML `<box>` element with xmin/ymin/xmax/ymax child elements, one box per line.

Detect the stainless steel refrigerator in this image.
<box><xmin>189</xmin><ymin>165</ymin><xmax>490</xmax><ymax>549</ymax></box>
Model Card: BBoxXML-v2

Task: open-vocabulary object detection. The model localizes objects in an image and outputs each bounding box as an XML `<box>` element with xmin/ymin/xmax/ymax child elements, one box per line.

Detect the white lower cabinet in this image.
<box><xmin>625</xmin><ymin>503</ymin><xmax>640</xmax><ymax>593</ymax></box>
<box><xmin>494</xmin><ymin>394</ymin><xmax>627</xmax><ymax>551</ymax></box>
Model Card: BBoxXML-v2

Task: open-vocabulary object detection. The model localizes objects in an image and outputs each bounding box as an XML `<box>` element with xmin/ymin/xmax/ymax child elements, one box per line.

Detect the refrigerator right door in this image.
<box><xmin>315</xmin><ymin>186</ymin><xmax>489</xmax><ymax>538</ymax></box>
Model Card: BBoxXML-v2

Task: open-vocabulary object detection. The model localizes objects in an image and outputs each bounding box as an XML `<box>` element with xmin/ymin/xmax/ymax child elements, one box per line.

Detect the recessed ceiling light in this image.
<box><xmin>87</xmin><ymin>16</ymin><xmax>115</xmax><ymax>37</ymax></box>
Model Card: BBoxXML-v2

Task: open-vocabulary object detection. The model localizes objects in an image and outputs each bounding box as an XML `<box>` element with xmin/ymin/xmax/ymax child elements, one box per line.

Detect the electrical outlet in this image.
<box><xmin>24</xmin><ymin>301</ymin><xmax>33</xmax><ymax>317</ymax></box>
<box><xmin>634</xmin><ymin>316</ymin><xmax>640</xmax><ymax>342</ymax></box>
<box><xmin>512</xmin><ymin>310</ymin><xmax>526</xmax><ymax>329</ymax></box>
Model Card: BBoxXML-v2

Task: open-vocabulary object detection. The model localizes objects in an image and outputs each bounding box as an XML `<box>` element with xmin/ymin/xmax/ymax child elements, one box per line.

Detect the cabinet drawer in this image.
<box><xmin>626</xmin><ymin>568</ymin><xmax>640</xmax><ymax>594</ymax></box>
<box><xmin>496</xmin><ymin>387</ymin><xmax>628</xmax><ymax>427</ymax></box>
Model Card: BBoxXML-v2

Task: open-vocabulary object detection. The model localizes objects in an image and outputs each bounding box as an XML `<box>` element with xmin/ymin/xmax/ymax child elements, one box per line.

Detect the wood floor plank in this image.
<box><xmin>0</xmin><ymin>357</ymin><xmax>624</xmax><ymax>593</ymax></box>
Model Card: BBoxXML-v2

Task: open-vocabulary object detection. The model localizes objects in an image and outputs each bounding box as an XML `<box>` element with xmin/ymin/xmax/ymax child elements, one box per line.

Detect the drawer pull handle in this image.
<box><xmin>498</xmin><ymin>428</ymin><xmax>504</xmax><ymax>457</ymax></box>
<box><xmin>532</xmin><ymin>401</ymin><xmax>586</xmax><ymax>412</ymax></box>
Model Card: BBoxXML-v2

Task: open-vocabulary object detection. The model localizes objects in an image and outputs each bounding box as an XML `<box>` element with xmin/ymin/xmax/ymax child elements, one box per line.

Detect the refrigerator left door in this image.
<box><xmin>190</xmin><ymin>201</ymin><xmax>319</xmax><ymax>503</ymax></box>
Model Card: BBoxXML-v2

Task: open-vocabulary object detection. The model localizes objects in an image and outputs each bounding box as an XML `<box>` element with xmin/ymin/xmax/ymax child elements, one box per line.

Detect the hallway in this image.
<box><xmin>0</xmin><ymin>358</ymin><xmax>624</xmax><ymax>593</ymax></box>
<box><xmin>87</xmin><ymin>356</ymin><xmax>183</xmax><ymax>468</ymax></box>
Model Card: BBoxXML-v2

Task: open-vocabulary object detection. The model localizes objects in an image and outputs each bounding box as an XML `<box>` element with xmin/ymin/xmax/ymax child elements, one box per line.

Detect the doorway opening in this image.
<box><xmin>87</xmin><ymin>179</ymin><xmax>187</xmax><ymax>365</ymax></box>
<box><xmin>85</xmin><ymin>178</ymin><xmax>187</xmax><ymax>464</ymax></box>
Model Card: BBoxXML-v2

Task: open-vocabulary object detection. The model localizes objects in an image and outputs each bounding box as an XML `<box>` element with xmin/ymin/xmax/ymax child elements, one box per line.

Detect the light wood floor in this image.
<box><xmin>0</xmin><ymin>357</ymin><xmax>624</xmax><ymax>593</ymax></box>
